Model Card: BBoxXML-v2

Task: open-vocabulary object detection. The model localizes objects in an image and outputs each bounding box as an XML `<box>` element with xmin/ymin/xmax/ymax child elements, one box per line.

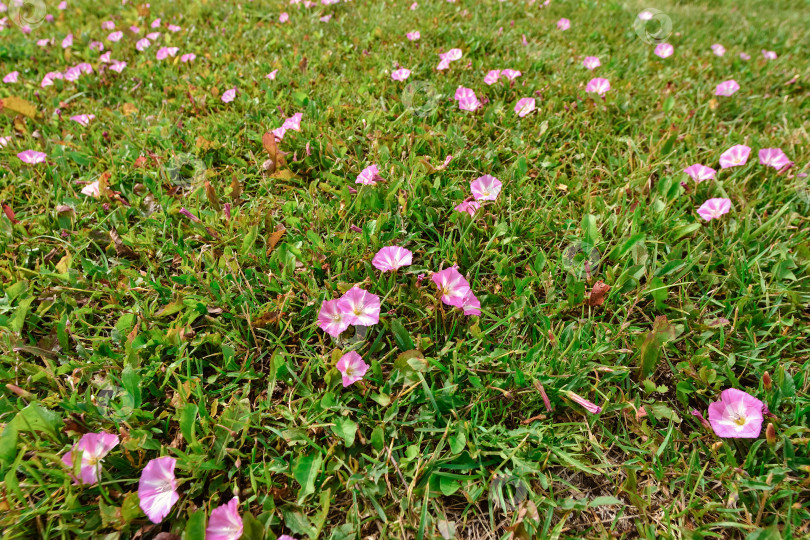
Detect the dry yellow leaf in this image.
<box><xmin>0</xmin><ymin>96</ymin><xmax>38</xmax><ymax>119</ymax></box>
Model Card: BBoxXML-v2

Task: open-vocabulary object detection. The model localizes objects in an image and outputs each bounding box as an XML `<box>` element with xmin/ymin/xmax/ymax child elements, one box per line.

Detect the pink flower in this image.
<box><xmin>500</xmin><ymin>69</ymin><xmax>521</xmax><ymax>80</ymax></box>
<box><xmin>136</xmin><ymin>38</ymin><xmax>151</xmax><ymax>51</ymax></box>
<box><xmin>77</xmin><ymin>63</ymin><xmax>93</xmax><ymax>74</ymax></box>
<box><xmin>337</xmin><ymin>287</ymin><xmax>381</xmax><ymax>326</ymax></box>
<box><xmin>81</xmin><ymin>181</ymin><xmax>101</xmax><ymax>197</ymax></box>
<box><xmin>697</xmin><ymin>198</ymin><xmax>732</xmax><ymax>221</ymax></box>
<box><xmin>37</xmin><ymin>39</ymin><xmax>53</xmax><ymax>47</ymax></box>
<box><xmin>272</xmin><ymin>112</ymin><xmax>303</xmax><ymax>140</ymax></box>
<box><xmin>761</xmin><ymin>50</ymin><xmax>777</xmax><ymax>60</ymax></box>
<box><xmin>156</xmin><ymin>46</ymin><xmax>179</xmax><ymax>60</ymax></box>
<box><xmin>406</xmin><ymin>31</ymin><xmax>420</xmax><ymax>41</ymax></box>
<box><xmin>89</xmin><ymin>41</ymin><xmax>104</xmax><ymax>51</ymax></box>
<box><xmin>711</xmin><ymin>43</ymin><xmax>725</xmax><ymax>56</ymax></box>
<box><xmin>206</xmin><ymin>497</ymin><xmax>243</xmax><ymax>540</ymax></box>
<box><xmin>461</xmin><ymin>291</ymin><xmax>481</xmax><ymax>316</ymax></box>
<box><xmin>336</xmin><ymin>351</ymin><xmax>369</xmax><ymax>387</ymax></box>
<box><xmin>372</xmin><ymin>246</ymin><xmax>413</xmax><ymax>272</ymax></box>
<box><xmin>318</xmin><ymin>299</ymin><xmax>350</xmax><ymax>337</ymax></box>
<box><xmin>58</xmin><ymin>1</ymin><xmax>67</xmax><ymax>8</ymax></box>
<box><xmin>410</xmin><ymin>1</ymin><xmax>417</xmax><ymax>9</ymax></box>
<box><xmin>0</xmin><ymin>137</ymin><xmax>11</xmax><ymax>148</ymax></box>
<box><xmin>585</xmin><ymin>77</ymin><xmax>610</xmax><ymax>96</ymax></box>
<box><xmin>61</xmin><ymin>432</ymin><xmax>119</xmax><ymax>485</ymax></box>
<box><xmin>683</xmin><ymin>164</ymin><xmax>716</xmax><ymax>183</ymax></box>
<box><xmin>110</xmin><ymin>60</ymin><xmax>127</xmax><ymax>73</ymax></box>
<box><xmin>100</xmin><ymin>51</ymin><xmax>112</xmax><ymax>63</ymax></box>
<box><xmin>582</xmin><ymin>56</ymin><xmax>600</xmax><ymax>70</ymax></box>
<box><xmin>266</xmin><ymin>69</ymin><xmax>278</xmax><ymax>79</ymax></box>
<box><xmin>356</xmin><ymin>164</ymin><xmax>383</xmax><ymax>185</ymax></box>
<box><xmin>168</xmin><ymin>24</ymin><xmax>181</xmax><ymax>32</ymax></box>
<box><xmin>563</xmin><ymin>391</ymin><xmax>602</xmax><ymax>414</ymax></box>
<box><xmin>62</xmin><ymin>33</ymin><xmax>73</xmax><ymax>48</ymax></box>
<box><xmin>514</xmin><ymin>97</ymin><xmax>535</xmax><ymax>117</ymax></box>
<box><xmin>129</xmin><ymin>25</ymin><xmax>140</xmax><ymax>33</ymax></box>
<box><xmin>455</xmin><ymin>86</ymin><xmax>481</xmax><ymax>111</ymax></box>
<box><xmin>147</xmin><ymin>31</ymin><xmax>161</xmax><ymax>41</ymax></box>
<box><xmin>739</xmin><ymin>52</ymin><xmax>750</xmax><ymax>60</ymax></box>
<box><xmin>221</xmin><ymin>88</ymin><xmax>236</xmax><ymax>103</ymax></box>
<box><xmin>556</xmin><ymin>18</ymin><xmax>570</xmax><ymax>30</ymax></box>
<box><xmin>107</xmin><ymin>31</ymin><xmax>123</xmax><ymax>42</ymax></box>
<box><xmin>151</xmin><ymin>18</ymin><xmax>161</xmax><ymax>28</ymax></box>
<box><xmin>3</xmin><ymin>71</ymin><xmax>18</xmax><ymax>83</ymax></box>
<box><xmin>707</xmin><ymin>388</ymin><xmax>764</xmax><ymax>438</ymax></box>
<box><xmin>138</xmin><ymin>457</ymin><xmax>180</xmax><ymax>524</ymax></box>
<box><xmin>470</xmin><ymin>174</ymin><xmax>502</xmax><ymax>201</ymax></box>
<box><xmin>431</xmin><ymin>266</ymin><xmax>471</xmax><ymax>308</ymax></box>
<box><xmin>181</xmin><ymin>53</ymin><xmax>196</xmax><ymax>63</ymax></box>
<box><xmin>654</xmin><ymin>43</ymin><xmax>673</xmax><ymax>58</ymax></box>
<box><xmin>41</xmin><ymin>71</ymin><xmax>63</xmax><ymax>87</ymax></box>
<box><xmin>70</xmin><ymin>114</ymin><xmax>95</xmax><ymax>126</ymax></box>
<box><xmin>715</xmin><ymin>80</ymin><xmax>740</xmax><ymax>96</ymax></box>
<box><xmin>454</xmin><ymin>200</ymin><xmax>480</xmax><ymax>216</ymax></box>
<box><xmin>279</xmin><ymin>12</ymin><xmax>289</xmax><ymax>23</ymax></box>
<box><xmin>320</xmin><ymin>14</ymin><xmax>331</xmax><ymax>22</ymax></box>
<box><xmin>17</xmin><ymin>150</ymin><xmax>47</xmax><ymax>164</ymax></box>
<box><xmin>279</xmin><ymin>536</ymin><xmax>297</xmax><ymax>540</ymax></box>
<box><xmin>64</xmin><ymin>66</ymin><xmax>82</xmax><ymax>82</ymax></box>
<box><xmin>758</xmin><ymin>148</ymin><xmax>791</xmax><ymax>171</ymax></box>
<box><xmin>719</xmin><ymin>144</ymin><xmax>751</xmax><ymax>168</ymax></box>
<box><xmin>484</xmin><ymin>70</ymin><xmax>500</xmax><ymax>85</ymax></box>
<box><xmin>391</xmin><ymin>68</ymin><xmax>411</xmax><ymax>81</ymax></box>
<box><xmin>437</xmin><ymin>48</ymin><xmax>462</xmax><ymax>70</ymax></box>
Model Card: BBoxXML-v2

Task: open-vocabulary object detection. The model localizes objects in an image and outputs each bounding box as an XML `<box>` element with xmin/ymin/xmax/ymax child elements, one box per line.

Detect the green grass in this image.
<box><xmin>1</xmin><ymin>0</ymin><xmax>809</xmax><ymax>538</ymax></box>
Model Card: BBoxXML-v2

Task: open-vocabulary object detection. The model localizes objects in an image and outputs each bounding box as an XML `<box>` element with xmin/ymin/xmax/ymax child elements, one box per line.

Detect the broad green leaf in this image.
<box><xmin>293</xmin><ymin>452</ymin><xmax>323</xmax><ymax>502</ymax></box>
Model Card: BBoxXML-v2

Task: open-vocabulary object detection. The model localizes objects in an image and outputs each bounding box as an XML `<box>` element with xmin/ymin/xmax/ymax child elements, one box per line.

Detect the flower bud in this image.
<box><xmin>766</xmin><ymin>423</ymin><xmax>776</xmax><ymax>445</ymax></box>
<box><xmin>762</xmin><ymin>371</ymin><xmax>772</xmax><ymax>391</ymax></box>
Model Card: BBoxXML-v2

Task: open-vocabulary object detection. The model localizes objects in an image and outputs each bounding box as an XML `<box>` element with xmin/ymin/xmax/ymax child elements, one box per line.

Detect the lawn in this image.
<box><xmin>0</xmin><ymin>0</ymin><xmax>808</xmax><ymax>538</ymax></box>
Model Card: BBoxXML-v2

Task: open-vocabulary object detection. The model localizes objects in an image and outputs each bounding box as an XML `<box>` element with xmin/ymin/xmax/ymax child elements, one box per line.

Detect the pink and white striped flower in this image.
<box><xmin>336</xmin><ymin>351</ymin><xmax>369</xmax><ymax>387</ymax></box>
<box><xmin>710</xmin><ymin>43</ymin><xmax>725</xmax><ymax>56</ymax></box>
<box><xmin>715</xmin><ymin>80</ymin><xmax>740</xmax><ymax>96</ymax></box>
<box><xmin>683</xmin><ymin>164</ymin><xmax>716</xmax><ymax>183</ymax></box>
<box><xmin>372</xmin><ymin>246</ymin><xmax>413</xmax><ymax>272</ymax></box>
<box><xmin>484</xmin><ymin>70</ymin><xmax>500</xmax><ymax>85</ymax></box>
<box><xmin>337</xmin><ymin>287</ymin><xmax>381</xmax><ymax>326</ymax></box>
<box><xmin>707</xmin><ymin>388</ymin><xmax>764</xmax><ymax>438</ymax></box>
<box><xmin>138</xmin><ymin>457</ymin><xmax>180</xmax><ymax>524</ymax></box>
<box><xmin>206</xmin><ymin>497</ymin><xmax>243</xmax><ymax>540</ymax></box>
<box><xmin>585</xmin><ymin>77</ymin><xmax>610</xmax><ymax>96</ymax></box>
<box><xmin>406</xmin><ymin>31</ymin><xmax>420</xmax><ymax>41</ymax></box>
<box><xmin>221</xmin><ymin>88</ymin><xmax>236</xmax><ymax>103</ymax></box>
<box><xmin>758</xmin><ymin>148</ymin><xmax>791</xmax><ymax>171</ymax></box>
<box><xmin>317</xmin><ymin>299</ymin><xmax>350</xmax><ymax>337</ymax></box>
<box><xmin>391</xmin><ymin>68</ymin><xmax>411</xmax><ymax>81</ymax></box>
<box><xmin>654</xmin><ymin>43</ymin><xmax>673</xmax><ymax>58</ymax></box>
<box><xmin>356</xmin><ymin>164</ymin><xmax>383</xmax><ymax>185</ymax></box>
<box><xmin>556</xmin><ymin>18</ymin><xmax>570</xmax><ymax>30</ymax></box>
<box><xmin>470</xmin><ymin>175</ymin><xmax>502</xmax><ymax>201</ymax></box>
<box><xmin>70</xmin><ymin>114</ymin><xmax>95</xmax><ymax>126</ymax></box>
<box><xmin>582</xmin><ymin>56</ymin><xmax>600</xmax><ymax>70</ymax></box>
<box><xmin>697</xmin><ymin>198</ymin><xmax>732</xmax><ymax>221</ymax></box>
<box><xmin>514</xmin><ymin>97</ymin><xmax>536</xmax><ymax>117</ymax></box>
<box><xmin>431</xmin><ymin>266</ymin><xmax>471</xmax><ymax>308</ymax></box>
<box><xmin>719</xmin><ymin>144</ymin><xmax>751</xmax><ymax>168</ymax></box>
<box><xmin>61</xmin><ymin>432</ymin><xmax>119</xmax><ymax>485</ymax></box>
<box><xmin>17</xmin><ymin>150</ymin><xmax>47</xmax><ymax>164</ymax></box>
<box><xmin>455</xmin><ymin>86</ymin><xmax>481</xmax><ymax>111</ymax></box>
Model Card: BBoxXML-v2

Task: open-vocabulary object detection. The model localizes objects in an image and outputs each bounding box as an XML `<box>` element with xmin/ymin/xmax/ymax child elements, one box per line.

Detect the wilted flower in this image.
<box><xmin>181</xmin><ymin>53</ymin><xmax>196</xmax><ymax>63</ymax></box>
<box><xmin>81</xmin><ymin>181</ymin><xmax>101</xmax><ymax>198</ymax></box>
<box><xmin>71</xmin><ymin>114</ymin><xmax>95</xmax><ymax>126</ymax></box>
<box><xmin>461</xmin><ymin>291</ymin><xmax>481</xmax><ymax>316</ymax></box>
<box><xmin>107</xmin><ymin>31</ymin><xmax>123</xmax><ymax>42</ymax></box>
<box><xmin>563</xmin><ymin>390</ymin><xmax>602</xmax><ymax>414</ymax></box>
<box><xmin>356</xmin><ymin>164</ymin><xmax>383</xmax><ymax>185</ymax></box>
<box><xmin>707</xmin><ymin>388</ymin><xmax>764</xmax><ymax>438</ymax></box>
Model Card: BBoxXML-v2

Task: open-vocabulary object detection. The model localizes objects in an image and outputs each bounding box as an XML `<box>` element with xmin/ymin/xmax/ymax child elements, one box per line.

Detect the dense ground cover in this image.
<box><xmin>1</xmin><ymin>0</ymin><xmax>808</xmax><ymax>538</ymax></box>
